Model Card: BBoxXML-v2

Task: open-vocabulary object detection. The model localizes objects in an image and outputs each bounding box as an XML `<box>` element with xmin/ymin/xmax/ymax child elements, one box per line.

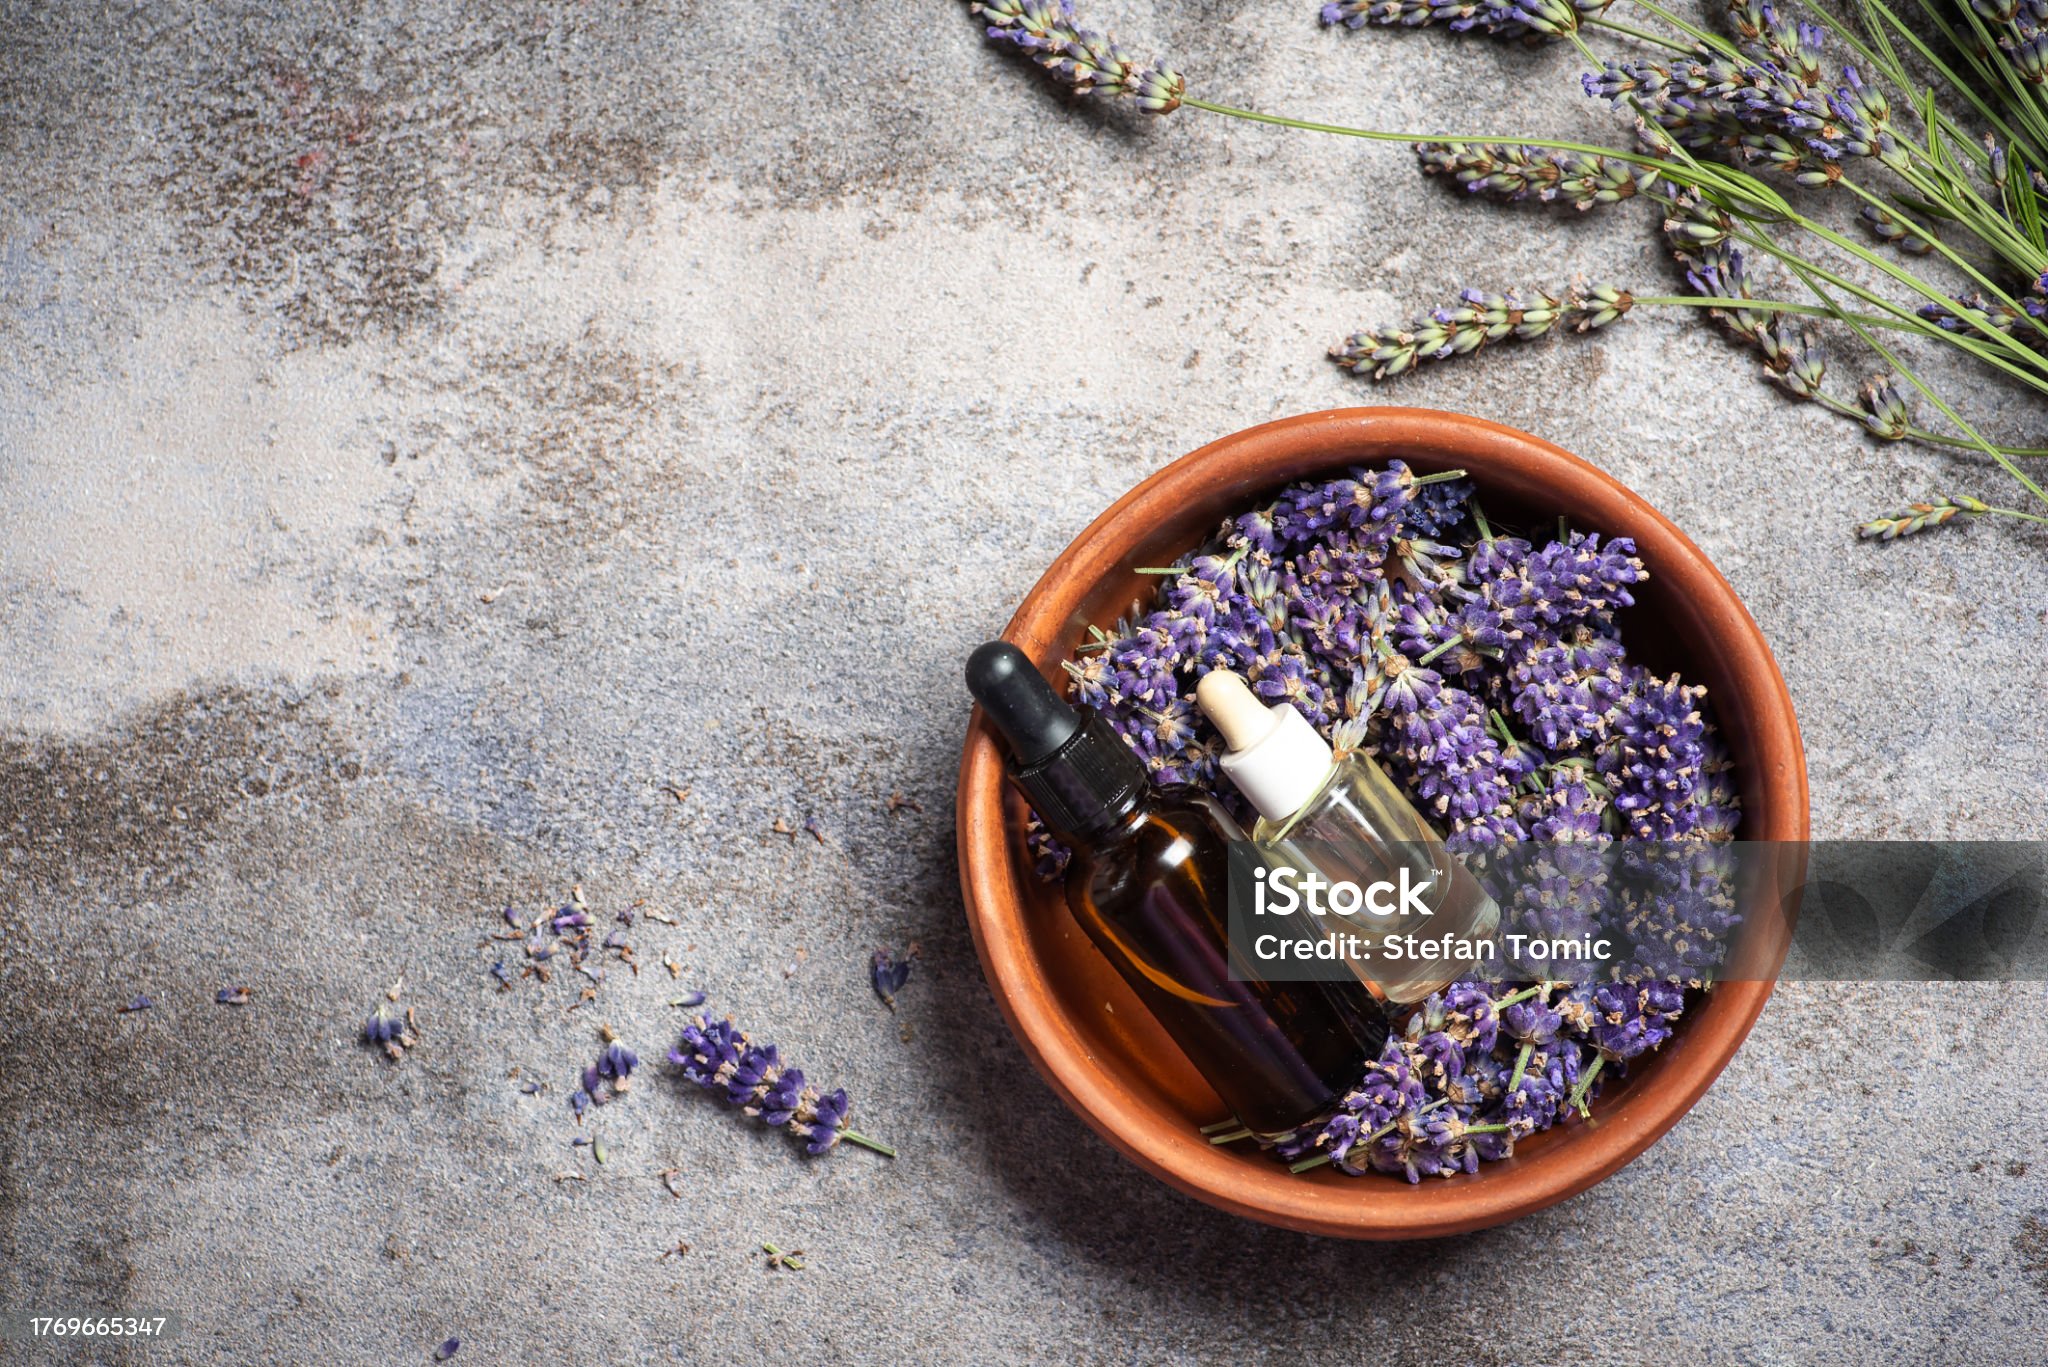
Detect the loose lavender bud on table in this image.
<box><xmin>871</xmin><ymin>948</ymin><xmax>914</xmax><ymax>1008</ymax></box>
<box><xmin>363</xmin><ymin>1002</ymin><xmax>416</xmax><ymax>1062</ymax></box>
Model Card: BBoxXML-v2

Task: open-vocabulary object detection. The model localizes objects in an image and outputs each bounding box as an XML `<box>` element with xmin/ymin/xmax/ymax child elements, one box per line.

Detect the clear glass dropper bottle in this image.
<box><xmin>1196</xmin><ymin>669</ymin><xmax>1500</xmax><ymax>1009</ymax></box>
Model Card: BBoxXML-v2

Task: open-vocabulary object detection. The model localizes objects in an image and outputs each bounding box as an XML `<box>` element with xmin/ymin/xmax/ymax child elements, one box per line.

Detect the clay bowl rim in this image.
<box><xmin>955</xmin><ymin>407</ymin><xmax>1809</xmax><ymax>1240</ymax></box>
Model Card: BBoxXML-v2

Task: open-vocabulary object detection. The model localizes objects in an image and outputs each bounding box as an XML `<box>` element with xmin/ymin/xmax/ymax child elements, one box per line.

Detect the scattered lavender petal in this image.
<box><xmin>870</xmin><ymin>948</ymin><xmax>914</xmax><ymax>1008</ymax></box>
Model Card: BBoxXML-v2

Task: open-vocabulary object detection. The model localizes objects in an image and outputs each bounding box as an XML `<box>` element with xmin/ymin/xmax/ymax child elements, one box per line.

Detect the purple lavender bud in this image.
<box><xmin>1588</xmin><ymin>981</ymin><xmax>1679</xmax><ymax>1061</ymax></box>
<box><xmin>1859</xmin><ymin>204</ymin><xmax>1934</xmax><ymax>255</ymax></box>
<box><xmin>120</xmin><ymin>994</ymin><xmax>155</xmax><ymax>1013</ymax></box>
<box><xmin>871</xmin><ymin>948</ymin><xmax>914</xmax><ymax>1006</ymax></box>
<box><xmin>725</xmin><ymin>1042</ymin><xmax>782</xmax><ymax>1110</ymax></box>
<box><xmin>1597</xmin><ymin>668</ymin><xmax>1712</xmax><ymax>838</ymax></box>
<box><xmin>760</xmin><ymin>1067</ymin><xmax>807</xmax><ymax>1127</ymax></box>
<box><xmin>1503</xmin><ymin>996</ymin><xmax>1564</xmax><ymax>1047</ymax></box>
<box><xmin>1759</xmin><ymin>319</ymin><xmax>1828</xmax><ymax>398</ymax></box>
<box><xmin>1858</xmin><ymin>374</ymin><xmax>1913</xmax><ymax>439</ymax></box>
<box><xmin>1522</xmin><ymin>532</ymin><xmax>1645</xmax><ymax>625</ymax></box>
<box><xmin>802</xmin><ymin>1087</ymin><xmax>852</xmax><ymax>1154</ymax></box>
<box><xmin>1416</xmin><ymin>142</ymin><xmax>1650</xmax><ymax>211</ymax></box>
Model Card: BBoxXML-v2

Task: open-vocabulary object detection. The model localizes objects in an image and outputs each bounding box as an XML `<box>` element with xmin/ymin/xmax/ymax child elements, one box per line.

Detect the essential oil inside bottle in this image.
<box><xmin>1197</xmin><ymin>669</ymin><xmax>1500</xmax><ymax>1008</ymax></box>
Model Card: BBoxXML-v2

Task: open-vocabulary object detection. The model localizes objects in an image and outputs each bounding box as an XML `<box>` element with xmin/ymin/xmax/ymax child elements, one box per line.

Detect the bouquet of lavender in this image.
<box><xmin>963</xmin><ymin>0</ymin><xmax>2048</xmax><ymax>540</ymax></box>
<box><xmin>1043</xmin><ymin>459</ymin><xmax>1736</xmax><ymax>1179</ymax></box>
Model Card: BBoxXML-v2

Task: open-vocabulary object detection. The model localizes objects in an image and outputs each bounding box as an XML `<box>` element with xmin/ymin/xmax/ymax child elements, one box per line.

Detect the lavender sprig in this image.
<box><xmin>972</xmin><ymin>0</ymin><xmax>1184</xmax><ymax>110</ymax></box>
<box><xmin>1320</xmin><ymin>0</ymin><xmax>1615</xmax><ymax>41</ymax></box>
<box><xmin>669</xmin><ymin>1015</ymin><xmax>896</xmax><ymax>1158</ymax></box>
<box><xmin>1856</xmin><ymin>494</ymin><xmax>1992</xmax><ymax>538</ymax></box>
<box><xmin>1417</xmin><ymin>141</ymin><xmax>1656</xmax><ymax>209</ymax></box>
<box><xmin>1330</xmin><ymin>285</ymin><xmax>1632</xmax><ymax>378</ymax></box>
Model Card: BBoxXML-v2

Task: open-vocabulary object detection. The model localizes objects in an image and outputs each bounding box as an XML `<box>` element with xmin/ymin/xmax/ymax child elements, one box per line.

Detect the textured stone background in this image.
<box><xmin>3</xmin><ymin>2</ymin><xmax>2045</xmax><ymax>1363</ymax></box>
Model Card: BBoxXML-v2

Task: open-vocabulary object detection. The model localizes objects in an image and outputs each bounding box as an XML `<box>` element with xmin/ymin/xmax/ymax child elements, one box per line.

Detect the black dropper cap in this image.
<box><xmin>966</xmin><ymin>641</ymin><xmax>1147</xmax><ymax>843</ymax></box>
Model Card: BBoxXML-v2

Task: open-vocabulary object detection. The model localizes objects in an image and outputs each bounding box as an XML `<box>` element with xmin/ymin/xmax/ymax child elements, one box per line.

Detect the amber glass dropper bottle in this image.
<box><xmin>967</xmin><ymin>642</ymin><xmax>1381</xmax><ymax>1138</ymax></box>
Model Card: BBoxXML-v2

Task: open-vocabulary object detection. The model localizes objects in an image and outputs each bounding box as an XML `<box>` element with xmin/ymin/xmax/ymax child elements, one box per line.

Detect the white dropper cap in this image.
<box><xmin>1195</xmin><ymin>669</ymin><xmax>1336</xmax><ymax>823</ymax></box>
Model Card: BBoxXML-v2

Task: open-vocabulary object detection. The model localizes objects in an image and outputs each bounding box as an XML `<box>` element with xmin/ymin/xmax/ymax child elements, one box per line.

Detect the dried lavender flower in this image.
<box><xmin>972</xmin><ymin>0</ymin><xmax>1185</xmax><ymax>111</ymax></box>
<box><xmin>119</xmin><ymin>994</ymin><xmax>155</xmax><ymax>1013</ymax></box>
<box><xmin>1331</xmin><ymin>285</ymin><xmax>1628</xmax><ymax>377</ymax></box>
<box><xmin>1856</xmin><ymin>494</ymin><xmax>1992</xmax><ymax>539</ymax></box>
<box><xmin>216</xmin><ymin>986</ymin><xmax>252</xmax><ymax>1006</ymax></box>
<box><xmin>871</xmin><ymin>947</ymin><xmax>915</xmax><ymax>1008</ymax></box>
<box><xmin>1758</xmin><ymin>318</ymin><xmax>1827</xmax><ymax>399</ymax></box>
<box><xmin>1859</xmin><ymin>204</ymin><xmax>1934</xmax><ymax>255</ymax></box>
<box><xmin>669</xmin><ymin>1015</ymin><xmax>896</xmax><ymax>1158</ymax></box>
<box><xmin>1416</xmin><ymin>141</ymin><xmax>1654</xmax><ymax>209</ymax></box>
<box><xmin>1323</xmin><ymin>0</ymin><xmax>1613</xmax><ymax>41</ymax></box>
<box><xmin>1857</xmin><ymin>374</ymin><xmax>1913</xmax><ymax>440</ymax></box>
<box><xmin>363</xmin><ymin>1002</ymin><xmax>417</xmax><ymax>1062</ymax></box>
<box><xmin>1570</xmin><ymin>285</ymin><xmax>1635</xmax><ymax>330</ymax></box>
<box><xmin>435</xmin><ymin>1339</ymin><xmax>461</xmax><ymax>1362</ymax></box>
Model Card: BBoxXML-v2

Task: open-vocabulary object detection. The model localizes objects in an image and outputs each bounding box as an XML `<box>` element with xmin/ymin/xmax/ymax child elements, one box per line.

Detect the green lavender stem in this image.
<box><xmin>1584</xmin><ymin>12</ymin><xmax>1692</xmax><ymax>52</ymax></box>
<box><xmin>840</xmin><ymin>1130</ymin><xmax>898</xmax><ymax>1158</ymax></box>
<box><xmin>1567</xmin><ymin>1055</ymin><xmax>1604</xmax><ymax>1115</ymax></box>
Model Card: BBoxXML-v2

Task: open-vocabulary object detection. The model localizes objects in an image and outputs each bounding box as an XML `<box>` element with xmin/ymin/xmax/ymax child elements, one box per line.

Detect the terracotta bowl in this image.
<box><xmin>955</xmin><ymin>407</ymin><xmax>1809</xmax><ymax>1239</ymax></box>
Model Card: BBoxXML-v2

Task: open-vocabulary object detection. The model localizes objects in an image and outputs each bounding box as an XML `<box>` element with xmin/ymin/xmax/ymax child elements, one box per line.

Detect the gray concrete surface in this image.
<box><xmin>3</xmin><ymin>1</ymin><xmax>2045</xmax><ymax>1363</ymax></box>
